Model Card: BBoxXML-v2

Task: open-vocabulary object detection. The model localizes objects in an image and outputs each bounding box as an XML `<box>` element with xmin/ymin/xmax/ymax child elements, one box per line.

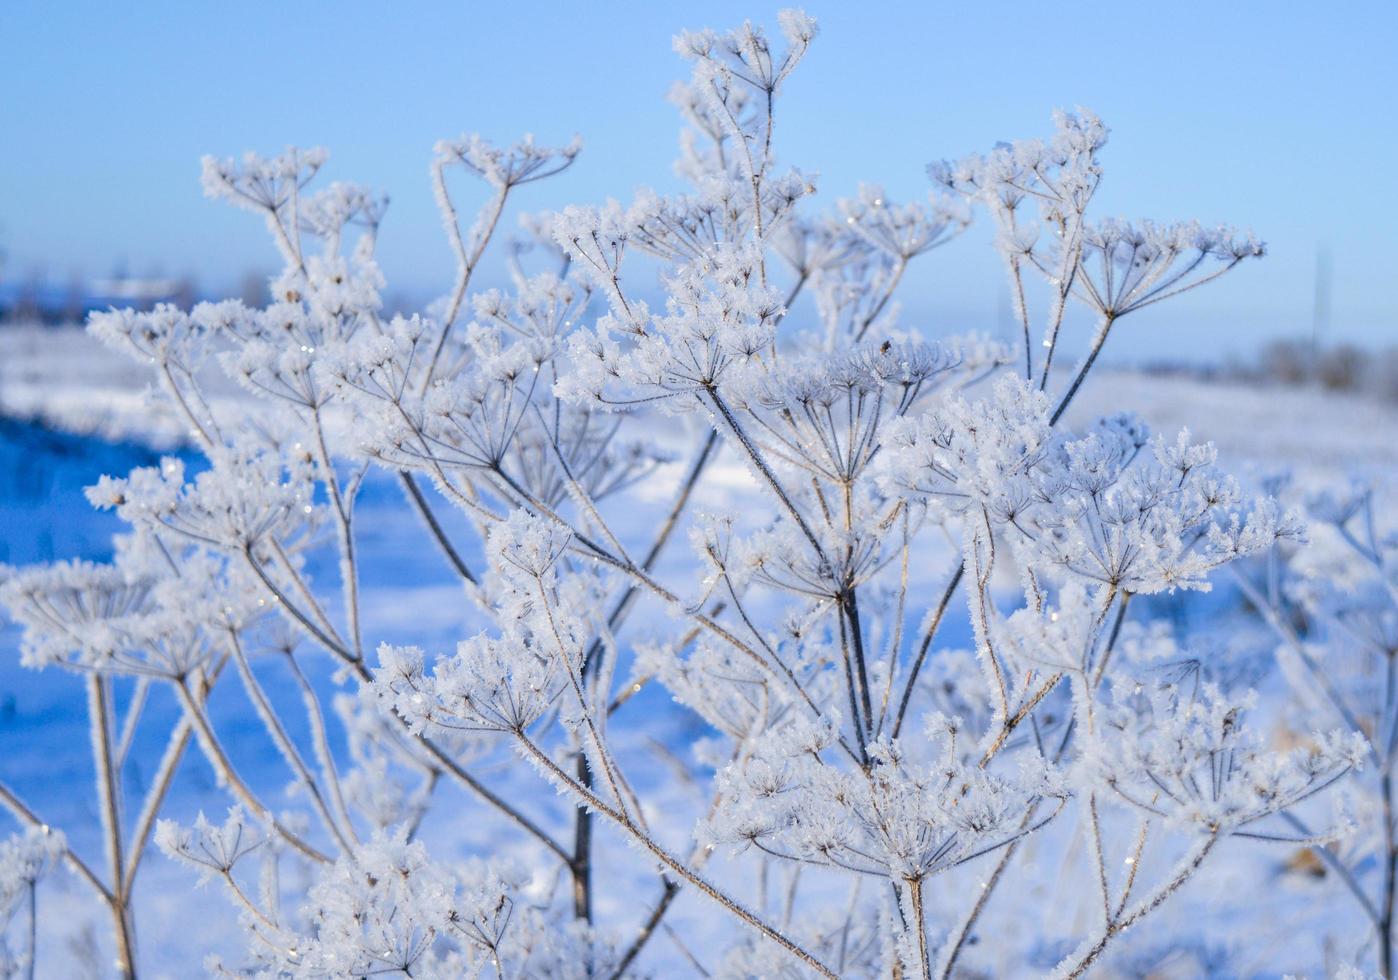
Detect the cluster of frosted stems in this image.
<box><xmin>0</xmin><ymin>9</ymin><xmax>1371</xmax><ymax>980</ymax></box>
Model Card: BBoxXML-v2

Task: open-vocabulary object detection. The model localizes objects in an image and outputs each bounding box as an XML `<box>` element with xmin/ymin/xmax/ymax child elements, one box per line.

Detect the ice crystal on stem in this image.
<box><xmin>0</xmin><ymin>9</ymin><xmax>1363</xmax><ymax>979</ymax></box>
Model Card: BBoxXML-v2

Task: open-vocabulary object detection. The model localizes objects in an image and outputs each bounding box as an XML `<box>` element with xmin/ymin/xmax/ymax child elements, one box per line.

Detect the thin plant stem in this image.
<box><xmin>89</xmin><ymin>676</ymin><xmax>138</xmax><ymax>980</ymax></box>
<box><xmin>172</xmin><ymin>679</ymin><xmax>330</xmax><ymax>865</ymax></box>
<box><xmin>399</xmin><ymin>471</ymin><xmax>477</xmax><ymax>585</ymax></box>
<box><xmin>517</xmin><ymin>734</ymin><xmax>838</xmax><ymax>978</ymax></box>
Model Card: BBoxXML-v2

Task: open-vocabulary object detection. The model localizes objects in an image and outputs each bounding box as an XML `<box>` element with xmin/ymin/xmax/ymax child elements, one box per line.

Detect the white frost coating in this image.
<box><xmin>0</xmin><ymin>8</ymin><xmax>1370</xmax><ymax>979</ymax></box>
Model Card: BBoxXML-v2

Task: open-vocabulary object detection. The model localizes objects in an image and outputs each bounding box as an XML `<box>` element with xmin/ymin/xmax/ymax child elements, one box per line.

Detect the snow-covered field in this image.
<box><xmin>3</xmin><ymin>322</ymin><xmax>1396</xmax><ymax>977</ymax></box>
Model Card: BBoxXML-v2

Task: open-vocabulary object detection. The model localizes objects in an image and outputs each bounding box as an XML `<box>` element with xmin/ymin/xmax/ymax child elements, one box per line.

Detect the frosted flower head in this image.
<box><xmin>1</xmin><ymin>560</ymin><xmax>150</xmax><ymax>670</ymax></box>
<box><xmin>838</xmin><ymin>184</ymin><xmax>971</xmax><ymax>260</ymax></box>
<box><xmin>707</xmin><ymin>725</ymin><xmax>1062</xmax><ymax>880</ymax></box>
<box><xmin>1088</xmin><ymin>680</ymin><xmax>1364</xmax><ymax>835</ymax></box>
<box><xmin>200</xmin><ymin>146</ymin><xmax>327</xmax><ymax>212</ymax></box>
<box><xmin>155</xmin><ymin>806</ymin><xmax>265</xmax><ymax>883</ymax></box>
<box><xmin>282</xmin><ymin>831</ymin><xmax>482</xmax><ymax>977</ymax></box>
<box><xmin>0</xmin><ymin>555</ymin><xmax>225</xmax><ymax>679</ymax></box>
<box><xmin>1075</xmin><ymin>218</ymin><xmax>1267</xmax><ymax>317</ymax></box>
<box><xmin>436</xmin><ymin>133</ymin><xmax>582</xmax><ymax>190</ymax></box>
<box><xmin>91</xmin><ymin>443</ymin><xmax>316</xmax><ymax>551</ymax></box>
<box><xmin>0</xmin><ymin>825</ymin><xmax>66</xmax><ymax>906</ymax></box>
<box><xmin>488</xmin><ymin>510</ymin><xmax>572</xmax><ymax>582</ymax></box>
<box><xmin>88</xmin><ymin>303</ymin><xmax>208</xmax><ymax>371</ymax></box>
<box><xmin>374</xmin><ymin>633</ymin><xmax>560</xmax><ymax>736</ymax></box>
<box><xmin>674</xmin><ymin>8</ymin><xmax>816</xmax><ymax>97</ymax></box>
<box><xmin>473</xmin><ymin>272</ymin><xmax>591</xmax><ymax>343</ymax></box>
<box><xmin>734</xmin><ymin>341</ymin><xmax>957</xmax><ymax>485</ymax></box>
<box><xmin>299</xmin><ymin>180</ymin><xmax>389</xmax><ymax>242</ymax></box>
<box><xmin>881</xmin><ymin>374</ymin><xmax>1053</xmax><ymax>513</ymax></box>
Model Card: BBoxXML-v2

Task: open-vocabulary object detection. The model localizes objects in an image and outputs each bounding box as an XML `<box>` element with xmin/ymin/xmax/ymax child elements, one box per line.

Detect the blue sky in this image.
<box><xmin>3</xmin><ymin>1</ymin><xmax>1395</xmax><ymax>361</ymax></box>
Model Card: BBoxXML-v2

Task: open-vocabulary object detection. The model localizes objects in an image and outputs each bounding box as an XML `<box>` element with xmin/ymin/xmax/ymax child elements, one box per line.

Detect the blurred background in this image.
<box><xmin>1</xmin><ymin>7</ymin><xmax>1396</xmax><ymax>971</ymax></box>
<box><xmin>1</xmin><ymin>0</ymin><xmax>1395</xmax><ymax>380</ymax></box>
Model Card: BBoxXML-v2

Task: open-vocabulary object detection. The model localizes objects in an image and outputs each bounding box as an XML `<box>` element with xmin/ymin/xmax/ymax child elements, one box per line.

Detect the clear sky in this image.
<box><xmin>3</xmin><ymin>1</ymin><xmax>1395</xmax><ymax>361</ymax></box>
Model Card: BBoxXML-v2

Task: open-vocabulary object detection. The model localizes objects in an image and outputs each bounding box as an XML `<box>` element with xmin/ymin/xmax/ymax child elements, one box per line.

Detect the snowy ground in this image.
<box><xmin>9</xmin><ymin>323</ymin><xmax>1396</xmax><ymax>478</ymax></box>
<box><xmin>3</xmin><ymin>322</ymin><xmax>1397</xmax><ymax>976</ymax></box>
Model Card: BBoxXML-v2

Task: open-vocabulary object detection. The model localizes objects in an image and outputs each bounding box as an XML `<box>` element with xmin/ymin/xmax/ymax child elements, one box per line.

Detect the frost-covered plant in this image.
<box><xmin>0</xmin><ymin>10</ymin><xmax>1363</xmax><ymax>979</ymax></box>
<box><xmin>1233</xmin><ymin>479</ymin><xmax>1398</xmax><ymax>975</ymax></box>
<box><xmin>0</xmin><ymin>827</ymin><xmax>64</xmax><ymax>979</ymax></box>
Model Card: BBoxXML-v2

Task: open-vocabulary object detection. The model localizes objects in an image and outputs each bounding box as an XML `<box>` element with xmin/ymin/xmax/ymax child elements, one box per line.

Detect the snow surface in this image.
<box><xmin>3</xmin><ymin>323</ymin><xmax>1397</xmax><ymax>976</ymax></box>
